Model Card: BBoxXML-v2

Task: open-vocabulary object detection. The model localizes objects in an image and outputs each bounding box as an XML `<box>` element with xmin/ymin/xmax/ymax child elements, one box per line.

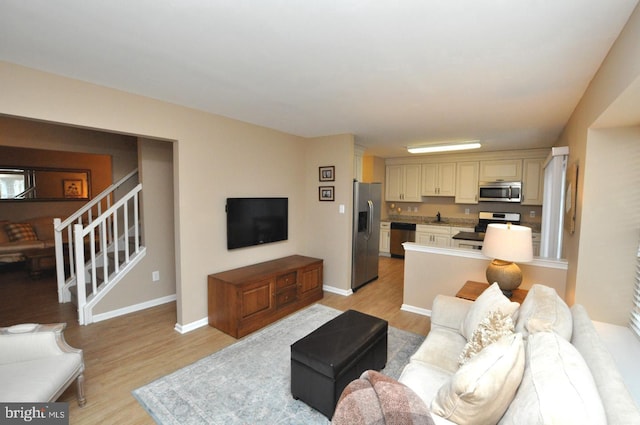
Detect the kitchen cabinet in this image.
<box><xmin>455</xmin><ymin>161</ymin><xmax>479</xmax><ymax>204</ymax></box>
<box><xmin>416</xmin><ymin>225</ymin><xmax>451</xmax><ymax>247</ymax></box>
<box><xmin>421</xmin><ymin>163</ymin><xmax>456</xmax><ymax>197</ymax></box>
<box><xmin>479</xmin><ymin>159</ymin><xmax>522</xmax><ymax>182</ymax></box>
<box><xmin>208</xmin><ymin>255</ymin><xmax>323</xmax><ymax>338</ymax></box>
<box><xmin>522</xmin><ymin>158</ymin><xmax>545</xmax><ymax>205</ymax></box>
<box><xmin>379</xmin><ymin>222</ymin><xmax>391</xmax><ymax>255</ymax></box>
<box><xmin>385</xmin><ymin>164</ymin><xmax>421</xmax><ymax>202</ymax></box>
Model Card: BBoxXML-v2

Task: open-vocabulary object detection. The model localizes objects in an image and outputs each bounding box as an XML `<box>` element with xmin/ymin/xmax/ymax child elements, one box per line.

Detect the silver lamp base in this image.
<box><xmin>486</xmin><ymin>259</ymin><xmax>522</xmax><ymax>298</ymax></box>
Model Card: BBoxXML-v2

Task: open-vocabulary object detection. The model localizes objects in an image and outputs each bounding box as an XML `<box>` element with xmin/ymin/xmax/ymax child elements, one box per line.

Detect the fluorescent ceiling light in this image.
<box><xmin>407</xmin><ymin>141</ymin><xmax>481</xmax><ymax>154</ymax></box>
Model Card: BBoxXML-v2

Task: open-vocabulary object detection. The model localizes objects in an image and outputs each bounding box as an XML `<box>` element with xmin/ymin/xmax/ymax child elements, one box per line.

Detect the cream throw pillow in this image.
<box><xmin>432</xmin><ymin>333</ymin><xmax>525</xmax><ymax>425</ymax></box>
<box><xmin>499</xmin><ymin>331</ymin><xmax>606</xmax><ymax>425</ymax></box>
<box><xmin>515</xmin><ymin>284</ymin><xmax>572</xmax><ymax>340</ymax></box>
<box><xmin>459</xmin><ymin>310</ymin><xmax>515</xmax><ymax>365</ymax></box>
<box><xmin>461</xmin><ymin>282</ymin><xmax>520</xmax><ymax>341</ymax></box>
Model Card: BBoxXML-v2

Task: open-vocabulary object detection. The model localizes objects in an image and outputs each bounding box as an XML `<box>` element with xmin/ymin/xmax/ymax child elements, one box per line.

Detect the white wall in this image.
<box><xmin>574</xmin><ymin>127</ymin><xmax>640</xmax><ymax>324</ymax></box>
<box><xmin>557</xmin><ymin>3</ymin><xmax>640</xmax><ymax>324</ymax></box>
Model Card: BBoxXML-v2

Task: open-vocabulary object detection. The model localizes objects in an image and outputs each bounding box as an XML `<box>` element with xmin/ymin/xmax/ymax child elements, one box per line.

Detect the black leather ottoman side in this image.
<box><xmin>290</xmin><ymin>309</ymin><xmax>388</xmax><ymax>419</ymax></box>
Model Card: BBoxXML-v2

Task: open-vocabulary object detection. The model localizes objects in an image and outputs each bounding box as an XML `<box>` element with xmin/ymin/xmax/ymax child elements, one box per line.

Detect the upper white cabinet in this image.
<box><xmin>385</xmin><ymin>164</ymin><xmax>421</xmax><ymax>202</ymax></box>
<box><xmin>479</xmin><ymin>159</ymin><xmax>522</xmax><ymax>182</ymax></box>
<box><xmin>521</xmin><ymin>158</ymin><xmax>545</xmax><ymax>206</ymax></box>
<box><xmin>455</xmin><ymin>161</ymin><xmax>479</xmax><ymax>204</ymax></box>
<box><xmin>421</xmin><ymin>163</ymin><xmax>456</xmax><ymax>197</ymax></box>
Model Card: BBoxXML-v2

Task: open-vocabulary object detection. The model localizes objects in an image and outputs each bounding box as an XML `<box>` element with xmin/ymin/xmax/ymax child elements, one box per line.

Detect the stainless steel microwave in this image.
<box><xmin>478</xmin><ymin>181</ymin><xmax>522</xmax><ymax>202</ymax></box>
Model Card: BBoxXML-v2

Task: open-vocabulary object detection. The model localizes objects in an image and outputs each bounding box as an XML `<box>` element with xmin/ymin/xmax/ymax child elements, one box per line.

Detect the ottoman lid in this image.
<box><xmin>291</xmin><ymin>309</ymin><xmax>388</xmax><ymax>377</ymax></box>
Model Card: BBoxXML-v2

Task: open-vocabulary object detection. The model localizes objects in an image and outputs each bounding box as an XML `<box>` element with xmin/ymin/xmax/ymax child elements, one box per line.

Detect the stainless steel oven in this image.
<box><xmin>451</xmin><ymin>211</ymin><xmax>521</xmax><ymax>251</ymax></box>
<box><xmin>452</xmin><ymin>239</ymin><xmax>483</xmax><ymax>250</ymax></box>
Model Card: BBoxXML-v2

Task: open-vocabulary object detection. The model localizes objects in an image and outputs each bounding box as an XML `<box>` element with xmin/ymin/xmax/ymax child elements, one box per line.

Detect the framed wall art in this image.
<box><xmin>319</xmin><ymin>186</ymin><xmax>334</xmax><ymax>201</ymax></box>
<box><xmin>319</xmin><ymin>166</ymin><xmax>335</xmax><ymax>182</ymax></box>
<box><xmin>63</xmin><ymin>179</ymin><xmax>84</xmax><ymax>199</ymax></box>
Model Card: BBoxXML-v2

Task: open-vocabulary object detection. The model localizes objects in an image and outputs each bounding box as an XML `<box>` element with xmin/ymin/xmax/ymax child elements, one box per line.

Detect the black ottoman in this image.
<box><xmin>290</xmin><ymin>309</ymin><xmax>388</xmax><ymax>419</ymax></box>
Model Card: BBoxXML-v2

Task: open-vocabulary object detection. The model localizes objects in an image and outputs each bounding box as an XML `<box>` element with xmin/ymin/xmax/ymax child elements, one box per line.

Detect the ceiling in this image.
<box><xmin>1</xmin><ymin>1</ymin><xmax>638</xmax><ymax>158</ymax></box>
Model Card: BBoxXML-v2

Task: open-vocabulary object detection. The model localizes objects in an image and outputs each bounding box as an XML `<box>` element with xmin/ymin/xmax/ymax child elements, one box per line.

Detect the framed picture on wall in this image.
<box><xmin>319</xmin><ymin>186</ymin><xmax>334</xmax><ymax>201</ymax></box>
<box><xmin>319</xmin><ymin>166</ymin><xmax>335</xmax><ymax>182</ymax></box>
<box><xmin>63</xmin><ymin>179</ymin><xmax>83</xmax><ymax>198</ymax></box>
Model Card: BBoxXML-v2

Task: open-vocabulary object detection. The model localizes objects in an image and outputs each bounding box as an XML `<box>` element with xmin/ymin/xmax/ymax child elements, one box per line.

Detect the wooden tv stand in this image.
<box><xmin>207</xmin><ymin>255</ymin><xmax>323</xmax><ymax>338</ymax></box>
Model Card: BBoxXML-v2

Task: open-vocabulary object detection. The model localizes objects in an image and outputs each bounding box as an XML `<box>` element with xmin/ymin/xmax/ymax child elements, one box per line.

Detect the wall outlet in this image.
<box><xmin>339</xmin><ymin>204</ymin><xmax>345</xmax><ymax>214</ymax></box>
<box><xmin>152</xmin><ymin>271</ymin><xmax>160</xmax><ymax>282</ymax></box>
<box><xmin>529</xmin><ymin>211</ymin><xmax>536</xmax><ymax>218</ymax></box>
<box><xmin>465</xmin><ymin>208</ymin><xmax>470</xmax><ymax>215</ymax></box>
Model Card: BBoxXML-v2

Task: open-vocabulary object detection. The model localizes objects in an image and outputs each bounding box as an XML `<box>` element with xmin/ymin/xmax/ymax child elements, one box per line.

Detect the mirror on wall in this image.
<box><xmin>0</xmin><ymin>167</ymin><xmax>91</xmax><ymax>201</ymax></box>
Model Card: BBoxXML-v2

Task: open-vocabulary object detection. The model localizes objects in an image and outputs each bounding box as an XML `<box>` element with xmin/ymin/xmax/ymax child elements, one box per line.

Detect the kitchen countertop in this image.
<box><xmin>382</xmin><ymin>216</ymin><xmax>541</xmax><ymax>233</ymax></box>
<box><xmin>383</xmin><ymin>216</ymin><xmax>476</xmax><ymax>227</ymax></box>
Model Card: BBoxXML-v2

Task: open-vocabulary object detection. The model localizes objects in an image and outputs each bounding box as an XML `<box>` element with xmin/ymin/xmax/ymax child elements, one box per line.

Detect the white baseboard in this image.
<box><xmin>323</xmin><ymin>285</ymin><xmax>352</xmax><ymax>296</ymax></box>
<box><xmin>92</xmin><ymin>294</ymin><xmax>177</xmax><ymax>323</ymax></box>
<box><xmin>401</xmin><ymin>303</ymin><xmax>431</xmax><ymax>317</ymax></box>
<box><xmin>175</xmin><ymin>317</ymin><xmax>209</xmax><ymax>334</ymax></box>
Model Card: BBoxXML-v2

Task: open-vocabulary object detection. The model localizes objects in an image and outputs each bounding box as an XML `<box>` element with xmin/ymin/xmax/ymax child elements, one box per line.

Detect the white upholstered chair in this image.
<box><xmin>0</xmin><ymin>323</ymin><xmax>86</xmax><ymax>406</ymax></box>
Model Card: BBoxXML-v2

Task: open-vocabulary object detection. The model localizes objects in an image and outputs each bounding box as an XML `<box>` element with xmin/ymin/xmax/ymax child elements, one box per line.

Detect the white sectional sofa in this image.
<box><xmin>398</xmin><ymin>283</ymin><xmax>640</xmax><ymax>425</ymax></box>
<box><xmin>0</xmin><ymin>323</ymin><xmax>86</xmax><ymax>406</ymax></box>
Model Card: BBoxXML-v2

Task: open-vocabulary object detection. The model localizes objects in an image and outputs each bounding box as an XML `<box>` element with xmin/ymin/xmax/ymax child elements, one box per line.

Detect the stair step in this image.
<box><xmin>69</xmin><ymin>282</ymin><xmax>94</xmax><ymax>306</ymax></box>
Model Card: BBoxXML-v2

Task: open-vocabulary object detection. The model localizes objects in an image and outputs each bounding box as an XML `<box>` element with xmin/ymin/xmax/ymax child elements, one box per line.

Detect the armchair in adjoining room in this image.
<box><xmin>0</xmin><ymin>323</ymin><xmax>86</xmax><ymax>406</ymax></box>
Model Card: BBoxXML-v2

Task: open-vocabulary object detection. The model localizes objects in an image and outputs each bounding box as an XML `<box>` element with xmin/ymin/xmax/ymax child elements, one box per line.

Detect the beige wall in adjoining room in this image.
<box><xmin>0</xmin><ymin>116</ymin><xmax>137</xmax><ymax>221</ymax></box>
<box><xmin>0</xmin><ymin>61</ymin><xmax>330</xmax><ymax>327</ymax></box>
<box><xmin>556</xmin><ymin>3</ymin><xmax>640</xmax><ymax>324</ymax></box>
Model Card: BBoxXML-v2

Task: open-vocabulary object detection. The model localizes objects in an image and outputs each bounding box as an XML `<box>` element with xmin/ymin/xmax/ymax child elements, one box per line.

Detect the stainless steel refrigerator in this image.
<box><xmin>351</xmin><ymin>181</ymin><xmax>381</xmax><ymax>291</ymax></box>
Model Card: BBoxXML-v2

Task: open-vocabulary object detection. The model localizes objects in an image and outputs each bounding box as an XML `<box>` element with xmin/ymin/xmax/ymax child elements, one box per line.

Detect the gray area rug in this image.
<box><xmin>133</xmin><ymin>304</ymin><xmax>424</xmax><ymax>425</ymax></box>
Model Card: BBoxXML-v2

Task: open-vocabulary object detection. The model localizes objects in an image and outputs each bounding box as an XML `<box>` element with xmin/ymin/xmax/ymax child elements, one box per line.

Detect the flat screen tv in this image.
<box><xmin>226</xmin><ymin>197</ymin><xmax>288</xmax><ymax>250</ymax></box>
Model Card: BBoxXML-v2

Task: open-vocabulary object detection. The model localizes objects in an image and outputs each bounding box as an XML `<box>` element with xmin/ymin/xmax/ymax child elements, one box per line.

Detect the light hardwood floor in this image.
<box><xmin>0</xmin><ymin>256</ymin><xmax>430</xmax><ymax>424</ymax></box>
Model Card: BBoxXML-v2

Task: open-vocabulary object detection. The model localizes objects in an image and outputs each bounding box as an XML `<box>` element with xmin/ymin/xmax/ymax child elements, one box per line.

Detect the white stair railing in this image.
<box><xmin>53</xmin><ymin>170</ymin><xmax>143</xmax><ymax>324</ymax></box>
<box><xmin>72</xmin><ymin>183</ymin><xmax>143</xmax><ymax>324</ymax></box>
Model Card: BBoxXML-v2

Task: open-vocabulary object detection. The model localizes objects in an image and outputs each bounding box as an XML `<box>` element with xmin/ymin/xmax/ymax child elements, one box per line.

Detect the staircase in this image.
<box><xmin>54</xmin><ymin>170</ymin><xmax>146</xmax><ymax>325</ymax></box>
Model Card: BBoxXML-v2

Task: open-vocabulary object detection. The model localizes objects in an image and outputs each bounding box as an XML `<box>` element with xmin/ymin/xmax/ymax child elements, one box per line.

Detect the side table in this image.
<box><xmin>456</xmin><ymin>280</ymin><xmax>528</xmax><ymax>304</ymax></box>
<box><xmin>22</xmin><ymin>247</ymin><xmax>56</xmax><ymax>279</ymax></box>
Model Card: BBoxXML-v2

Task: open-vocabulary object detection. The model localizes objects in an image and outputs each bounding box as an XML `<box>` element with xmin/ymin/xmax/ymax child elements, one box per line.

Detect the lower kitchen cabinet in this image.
<box><xmin>416</xmin><ymin>225</ymin><xmax>451</xmax><ymax>247</ymax></box>
<box><xmin>208</xmin><ymin>255</ymin><xmax>323</xmax><ymax>338</ymax></box>
<box><xmin>380</xmin><ymin>222</ymin><xmax>391</xmax><ymax>255</ymax></box>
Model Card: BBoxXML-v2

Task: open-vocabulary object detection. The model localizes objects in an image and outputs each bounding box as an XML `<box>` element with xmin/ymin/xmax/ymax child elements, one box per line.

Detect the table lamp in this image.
<box><xmin>481</xmin><ymin>223</ymin><xmax>533</xmax><ymax>297</ymax></box>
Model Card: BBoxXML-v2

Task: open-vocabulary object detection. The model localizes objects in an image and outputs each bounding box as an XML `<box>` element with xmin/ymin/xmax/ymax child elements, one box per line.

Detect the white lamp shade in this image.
<box><xmin>482</xmin><ymin>223</ymin><xmax>533</xmax><ymax>263</ymax></box>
